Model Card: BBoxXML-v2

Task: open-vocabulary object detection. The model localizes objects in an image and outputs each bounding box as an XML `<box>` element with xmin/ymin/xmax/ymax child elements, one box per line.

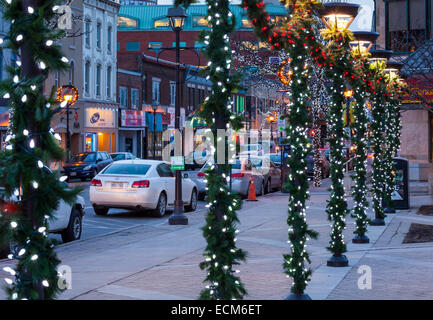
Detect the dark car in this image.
<box><xmin>62</xmin><ymin>151</ymin><xmax>113</xmax><ymax>181</ymax></box>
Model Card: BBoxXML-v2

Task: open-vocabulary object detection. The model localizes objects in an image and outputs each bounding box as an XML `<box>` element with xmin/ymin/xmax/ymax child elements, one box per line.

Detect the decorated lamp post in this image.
<box><xmin>318</xmin><ymin>1</ymin><xmax>359</xmax><ymax>267</ymax></box>
<box><xmin>57</xmin><ymin>85</ymin><xmax>79</xmax><ymax>161</ymax></box>
<box><xmin>167</xmin><ymin>7</ymin><xmax>188</xmax><ymax>225</ymax></box>
<box><xmin>347</xmin><ymin>31</ymin><xmax>379</xmax><ymax>244</ymax></box>
<box><xmin>368</xmin><ymin>49</ymin><xmax>393</xmax><ymax>226</ymax></box>
<box><xmin>382</xmin><ymin>61</ymin><xmax>404</xmax><ymax>214</ymax></box>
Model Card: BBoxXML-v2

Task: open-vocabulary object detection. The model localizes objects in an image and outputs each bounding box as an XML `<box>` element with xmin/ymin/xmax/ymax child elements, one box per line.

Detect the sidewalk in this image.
<box><xmin>1</xmin><ymin>190</ymin><xmax>433</xmax><ymax>300</ymax></box>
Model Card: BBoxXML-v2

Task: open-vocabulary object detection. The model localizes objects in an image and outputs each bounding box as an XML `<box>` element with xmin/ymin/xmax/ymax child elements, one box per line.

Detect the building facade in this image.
<box><xmin>81</xmin><ymin>0</ymin><xmax>120</xmax><ymax>155</ymax></box>
<box><xmin>375</xmin><ymin>0</ymin><xmax>433</xmax><ymax>182</ymax></box>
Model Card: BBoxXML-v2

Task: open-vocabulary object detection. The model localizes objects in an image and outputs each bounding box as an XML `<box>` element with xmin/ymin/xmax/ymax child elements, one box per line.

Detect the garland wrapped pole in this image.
<box><xmin>347</xmin><ymin>31</ymin><xmax>378</xmax><ymax>244</ymax></box>
<box><xmin>367</xmin><ymin>52</ymin><xmax>390</xmax><ymax>226</ymax></box>
<box><xmin>318</xmin><ymin>1</ymin><xmax>359</xmax><ymax>267</ymax></box>
<box><xmin>175</xmin><ymin>0</ymin><xmax>247</xmax><ymax>300</ymax></box>
<box><xmin>244</xmin><ymin>0</ymin><xmax>321</xmax><ymax>299</ymax></box>
<box><xmin>0</xmin><ymin>0</ymin><xmax>80</xmax><ymax>300</ymax></box>
<box><xmin>382</xmin><ymin>62</ymin><xmax>404</xmax><ymax>214</ymax></box>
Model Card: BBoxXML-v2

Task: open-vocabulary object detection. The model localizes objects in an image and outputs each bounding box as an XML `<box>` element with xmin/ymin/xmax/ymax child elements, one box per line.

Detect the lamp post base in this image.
<box><xmin>327</xmin><ymin>254</ymin><xmax>349</xmax><ymax>267</ymax></box>
<box><xmin>285</xmin><ymin>293</ymin><xmax>311</xmax><ymax>300</ymax></box>
<box><xmin>169</xmin><ymin>202</ymin><xmax>188</xmax><ymax>225</ymax></box>
<box><xmin>370</xmin><ymin>218</ymin><xmax>385</xmax><ymax>226</ymax></box>
<box><xmin>352</xmin><ymin>235</ymin><xmax>370</xmax><ymax>243</ymax></box>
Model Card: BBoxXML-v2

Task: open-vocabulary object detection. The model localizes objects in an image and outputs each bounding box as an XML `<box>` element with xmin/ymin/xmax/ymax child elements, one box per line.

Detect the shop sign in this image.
<box><xmin>121</xmin><ymin>110</ymin><xmax>145</xmax><ymax>127</ymax></box>
<box><xmin>85</xmin><ymin>107</ymin><xmax>115</xmax><ymax>128</ymax></box>
<box><xmin>162</xmin><ymin>112</ymin><xmax>171</xmax><ymax>126</ymax></box>
<box><xmin>171</xmin><ymin>156</ymin><xmax>185</xmax><ymax>170</ymax></box>
<box><xmin>167</xmin><ymin>107</ymin><xmax>175</xmax><ymax>128</ymax></box>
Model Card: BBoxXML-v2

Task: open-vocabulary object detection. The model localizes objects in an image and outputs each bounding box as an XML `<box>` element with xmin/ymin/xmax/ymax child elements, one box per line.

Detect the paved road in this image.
<box><xmin>50</xmin><ymin>180</ymin><xmax>208</xmax><ymax>243</ymax></box>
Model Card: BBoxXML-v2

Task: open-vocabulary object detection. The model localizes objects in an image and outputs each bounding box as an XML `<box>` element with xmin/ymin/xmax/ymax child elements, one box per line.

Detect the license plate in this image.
<box><xmin>111</xmin><ymin>182</ymin><xmax>124</xmax><ymax>189</ymax></box>
<box><xmin>70</xmin><ymin>172</ymin><xmax>77</xmax><ymax>176</ymax></box>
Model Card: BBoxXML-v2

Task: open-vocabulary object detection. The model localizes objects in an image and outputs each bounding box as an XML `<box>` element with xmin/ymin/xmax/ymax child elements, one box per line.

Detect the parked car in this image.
<box><xmin>62</xmin><ymin>151</ymin><xmax>113</xmax><ymax>181</ymax></box>
<box><xmin>89</xmin><ymin>160</ymin><xmax>198</xmax><ymax>217</ymax></box>
<box><xmin>249</xmin><ymin>156</ymin><xmax>282</xmax><ymax>193</ymax></box>
<box><xmin>264</xmin><ymin>153</ymin><xmax>282</xmax><ymax>166</ymax></box>
<box><xmin>191</xmin><ymin>157</ymin><xmax>265</xmax><ymax>199</ymax></box>
<box><xmin>306</xmin><ymin>150</ymin><xmax>330</xmax><ymax>178</ymax></box>
<box><xmin>0</xmin><ymin>170</ymin><xmax>85</xmax><ymax>258</ymax></box>
<box><xmin>110</xmin><ymin>152</ymin><xmax>137</xmax><ymax>161</ymax></box>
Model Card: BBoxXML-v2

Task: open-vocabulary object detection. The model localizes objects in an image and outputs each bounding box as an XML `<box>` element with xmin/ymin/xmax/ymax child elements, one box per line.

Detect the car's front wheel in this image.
<box><xmin>153</xmin><ymin>193</ymin><xmax>167</xmax><ymax>217</ymax></box>
<box><xmin>61</xmin><ymin>208</ymin><xmax>82</xmax><ymax>243</ymax></box>
<box><xmin>185</xmin><ymin>189</ymin><xmax>197</xmax><ymax>212</ymax></box>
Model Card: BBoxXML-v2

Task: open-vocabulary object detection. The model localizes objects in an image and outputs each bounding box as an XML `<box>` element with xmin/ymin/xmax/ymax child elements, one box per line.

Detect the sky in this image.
<box><xmin>156</xmin><ymin>0</ymin><xmax>375</xmax><ymax>31</ymax></box>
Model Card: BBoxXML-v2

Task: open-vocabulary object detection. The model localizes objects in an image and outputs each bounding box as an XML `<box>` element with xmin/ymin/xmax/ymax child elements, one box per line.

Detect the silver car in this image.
<box><xmin>250</xmin><ymin>156</ymin><xmax>282</xmax><ymax>194</ymax></box>
<box><xmin>190</xmin><ymin>157</ymin><xmax>265</xmax><ymax>198</ymax></box>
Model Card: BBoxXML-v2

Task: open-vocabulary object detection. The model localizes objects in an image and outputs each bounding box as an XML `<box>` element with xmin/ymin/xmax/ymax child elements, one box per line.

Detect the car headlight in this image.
<box><xmin>83</xmin><ymin>165</ymin><xmax>92</xmax><ymax>171</ymax></box>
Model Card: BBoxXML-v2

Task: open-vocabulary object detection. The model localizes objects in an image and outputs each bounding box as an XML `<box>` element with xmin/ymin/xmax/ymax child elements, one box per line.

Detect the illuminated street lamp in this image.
<box><xmin>57</xmin><ymin>85</ymin><xmax>79</xmax><ymax>160</ymax></box>
<box><xmin>318</xmin><ymin>1</ymin><xmax>359</xmax><ymax>268</ymax></box>
<box><xmin>344</xmin><ymin>89</ymin><xmax>353</xmax><ymax>127</ymax></box>
<box><xmin>266</xmin><ymin>111</ymin><xmax>277</xmax><ymax>144</ymax></box>
<box><xmin>319</xmin><ymin>2</ymin><xmax>360</xmax><ymax>32</ymax></box>
<box><xmin>350</xmin><ymin>31</ymin><xmax>379</xmax><ymax>56</ymax></box>
<box><xmin>167</xmin><ymin>6</ymin><xmax>188</xmax><ymax>226</ymax></box>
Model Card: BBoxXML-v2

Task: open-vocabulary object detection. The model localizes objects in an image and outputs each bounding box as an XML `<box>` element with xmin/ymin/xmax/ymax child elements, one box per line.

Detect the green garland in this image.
<box><xmin>347</xmin><ymin>51</ymin><xmax>371</xmax><ymax>241</ymax></box>
<box><xmin>243</xmin><ymin>0</ymin><xmax>320</xmax><ymax>297</ymax></box>
<box><xmin>175</xmin><ymin>0</ymin><xmax>247</xmax><ymax>300</ymax></box>
<box><xmin>320</xmin><ymin>29</ymin><xmax>354</xmax><ymax>263</ymax></box>
<box><xmin>0</xmin><ymin>0</ymin><xmax>80</xmax><ymax>300</ymax></box>
<box><xmin>368</xmin><ymin>60</ymin><xmax>388</xmax><ymax>224</ymax></box>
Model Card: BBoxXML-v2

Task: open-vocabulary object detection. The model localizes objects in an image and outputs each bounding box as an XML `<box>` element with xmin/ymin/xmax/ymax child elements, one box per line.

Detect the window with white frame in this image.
<box><xmin>85</xmin><ymin>19</ymin><xmax>91</xmax><ymax>47</ymax></box>
<box><xmin>170</xmin><ymin>81</ymin><xmax>176</xmax><ymax>106</ymax></box>
<box><xmin>131</xmin><ymin>88</ymin><xmax>139</xmax><ymax>109</ymax></box>
<box><xmin>119</xmin><ymin>86</ymin><xmax>128</xmax><ymax>108</ymax></box>
<box><xmin>107</xmin><ymin>26</ymin><xmax>112</xmax><ymax>53</ymax></box>
<box><xmin>106</xmin><ymin>66</ymin><xmax>112</xmax><ymax>98</ymax></box>
<box><xmin>152</xmin><ymin>79</ymin><xmax>160</xmax><ymax>104</ymax></box>
<box><xmin>84</xmin><ymin>61</ymin><xmax>90</xmax><ymax>94</ymax></box>
<box><xmin>96</xmin><ymin>22</ymin><xmax>101</xmax><ymax>50</ymax></box>
<box><xmin>96</xmin><ymin>64</ymin><xmax>101</xmax><ymax>96</ymax></box>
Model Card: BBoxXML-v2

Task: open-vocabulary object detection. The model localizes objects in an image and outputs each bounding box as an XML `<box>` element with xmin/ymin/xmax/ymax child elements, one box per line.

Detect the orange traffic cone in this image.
<box><xmin>246</xmin><ymin>178</ymin><xmax>257</xmax><ymax>201</ymax></box>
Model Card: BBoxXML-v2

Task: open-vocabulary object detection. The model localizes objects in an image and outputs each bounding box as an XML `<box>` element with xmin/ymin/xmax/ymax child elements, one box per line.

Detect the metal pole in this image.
<box><xmin>66</xmin><ymin>103</ymin><xmax>71</xmax><ymax>160</ymax></box>
<box><xmin>169</xmin><ymin>28</ymin><xmax>188</xmax><ymax>225</ymax></box>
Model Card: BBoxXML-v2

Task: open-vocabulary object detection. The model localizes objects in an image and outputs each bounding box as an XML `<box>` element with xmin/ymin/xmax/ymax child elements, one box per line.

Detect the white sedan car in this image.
<box><xmin>89</xmin><ymin>160</ymin><xmax>198</xmax><ymax>217</ymax></box>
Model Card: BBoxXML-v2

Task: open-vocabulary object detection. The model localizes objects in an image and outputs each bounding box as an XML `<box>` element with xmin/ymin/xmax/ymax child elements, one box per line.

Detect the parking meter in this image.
<box><xmin>281</xmin><ymin>144</ymin><xmax>291</xmax><ymax>193</ymax></box>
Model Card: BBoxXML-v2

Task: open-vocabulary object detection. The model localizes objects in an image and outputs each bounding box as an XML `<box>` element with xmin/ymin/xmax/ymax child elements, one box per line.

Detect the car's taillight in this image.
<box><xmin>232</xmin><ymin>173</ymin><xmax>244</xmax><ymax>179</ymax></box>
<box><xmin>197</xmin><ymin>172</ymin><xmax>206</xmax><ymax>178</ymax></box>
<box><xmin>91</xmin><ymin>179</ymin><xmax>102</xmax><ymax>187</ymax></box>
<box><xmin>132</xmin><ymin>180</ymin><xmax>150</xmax><ymax>188</ymax></box>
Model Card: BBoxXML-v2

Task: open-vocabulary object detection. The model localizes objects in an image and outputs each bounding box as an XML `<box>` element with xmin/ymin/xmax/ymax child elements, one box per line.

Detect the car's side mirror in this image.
<box><xmin>183</xmin><ymin>173</ymin><xmax>189</xmax><ymax>179</ymax></box>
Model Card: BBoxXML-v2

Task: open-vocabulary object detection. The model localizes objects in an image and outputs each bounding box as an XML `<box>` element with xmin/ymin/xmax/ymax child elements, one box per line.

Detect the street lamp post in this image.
<box><xmin>57</xmin><ymin>85</ymin><xmax>79</xmax><ymax>161</ymax></box>
<box><xmin>167</xmin><ymin>7</ymin><xmax>188</xmax><ymax>225</ymax></box>
<box><xmin>319</xmin><ymin>1</ymin><xmax>360</xmax><ymax>267</ymax></box>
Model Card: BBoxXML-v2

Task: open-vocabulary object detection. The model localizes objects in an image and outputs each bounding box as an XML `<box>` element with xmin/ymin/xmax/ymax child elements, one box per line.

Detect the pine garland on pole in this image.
<box><xmin>347</xmin><ymin>50</ymin><xmax>371</xmax><ymax>243</ymax></box>
<box><xmin>368</xmin><ymin>60</ymin><xmax>388</xmax><ymax>226</ymax></box>
<box><xmin>0</xmin><ymin>0</ymin><xmax>80</xmax><ymax>300</ymax></box>
<box><xmin>175</xmin><ymin>0</ymin><xmax>247</xmax><ymax>300</ymax></box>
<box><xmin>319</xmin><ymin>21</ymin><xmax>356</xmax><ymax>267</ymax></box>
<box><xmin>243</xmin><ymin>0</ymin><xmax>321</xmax><ymax>299</ymax></box>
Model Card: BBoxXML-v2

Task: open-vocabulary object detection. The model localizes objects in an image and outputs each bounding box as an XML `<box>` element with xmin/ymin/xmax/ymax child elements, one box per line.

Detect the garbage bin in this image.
<box><xmin>391</xmin><ymin>157</ymin><xmax>409</xmax><ymax>210</ymax></box>
<box><xmin>281</xmin><ymin>144</ymin><xmax>291</xmax><ymax>193</ymax></box>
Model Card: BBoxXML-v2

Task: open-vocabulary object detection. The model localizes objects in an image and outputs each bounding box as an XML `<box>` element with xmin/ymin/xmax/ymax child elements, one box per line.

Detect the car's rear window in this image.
<box><xmin>102</xmin><ymin>164</ymin><xmax>150</xmax><ymax>175</ymax></box>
